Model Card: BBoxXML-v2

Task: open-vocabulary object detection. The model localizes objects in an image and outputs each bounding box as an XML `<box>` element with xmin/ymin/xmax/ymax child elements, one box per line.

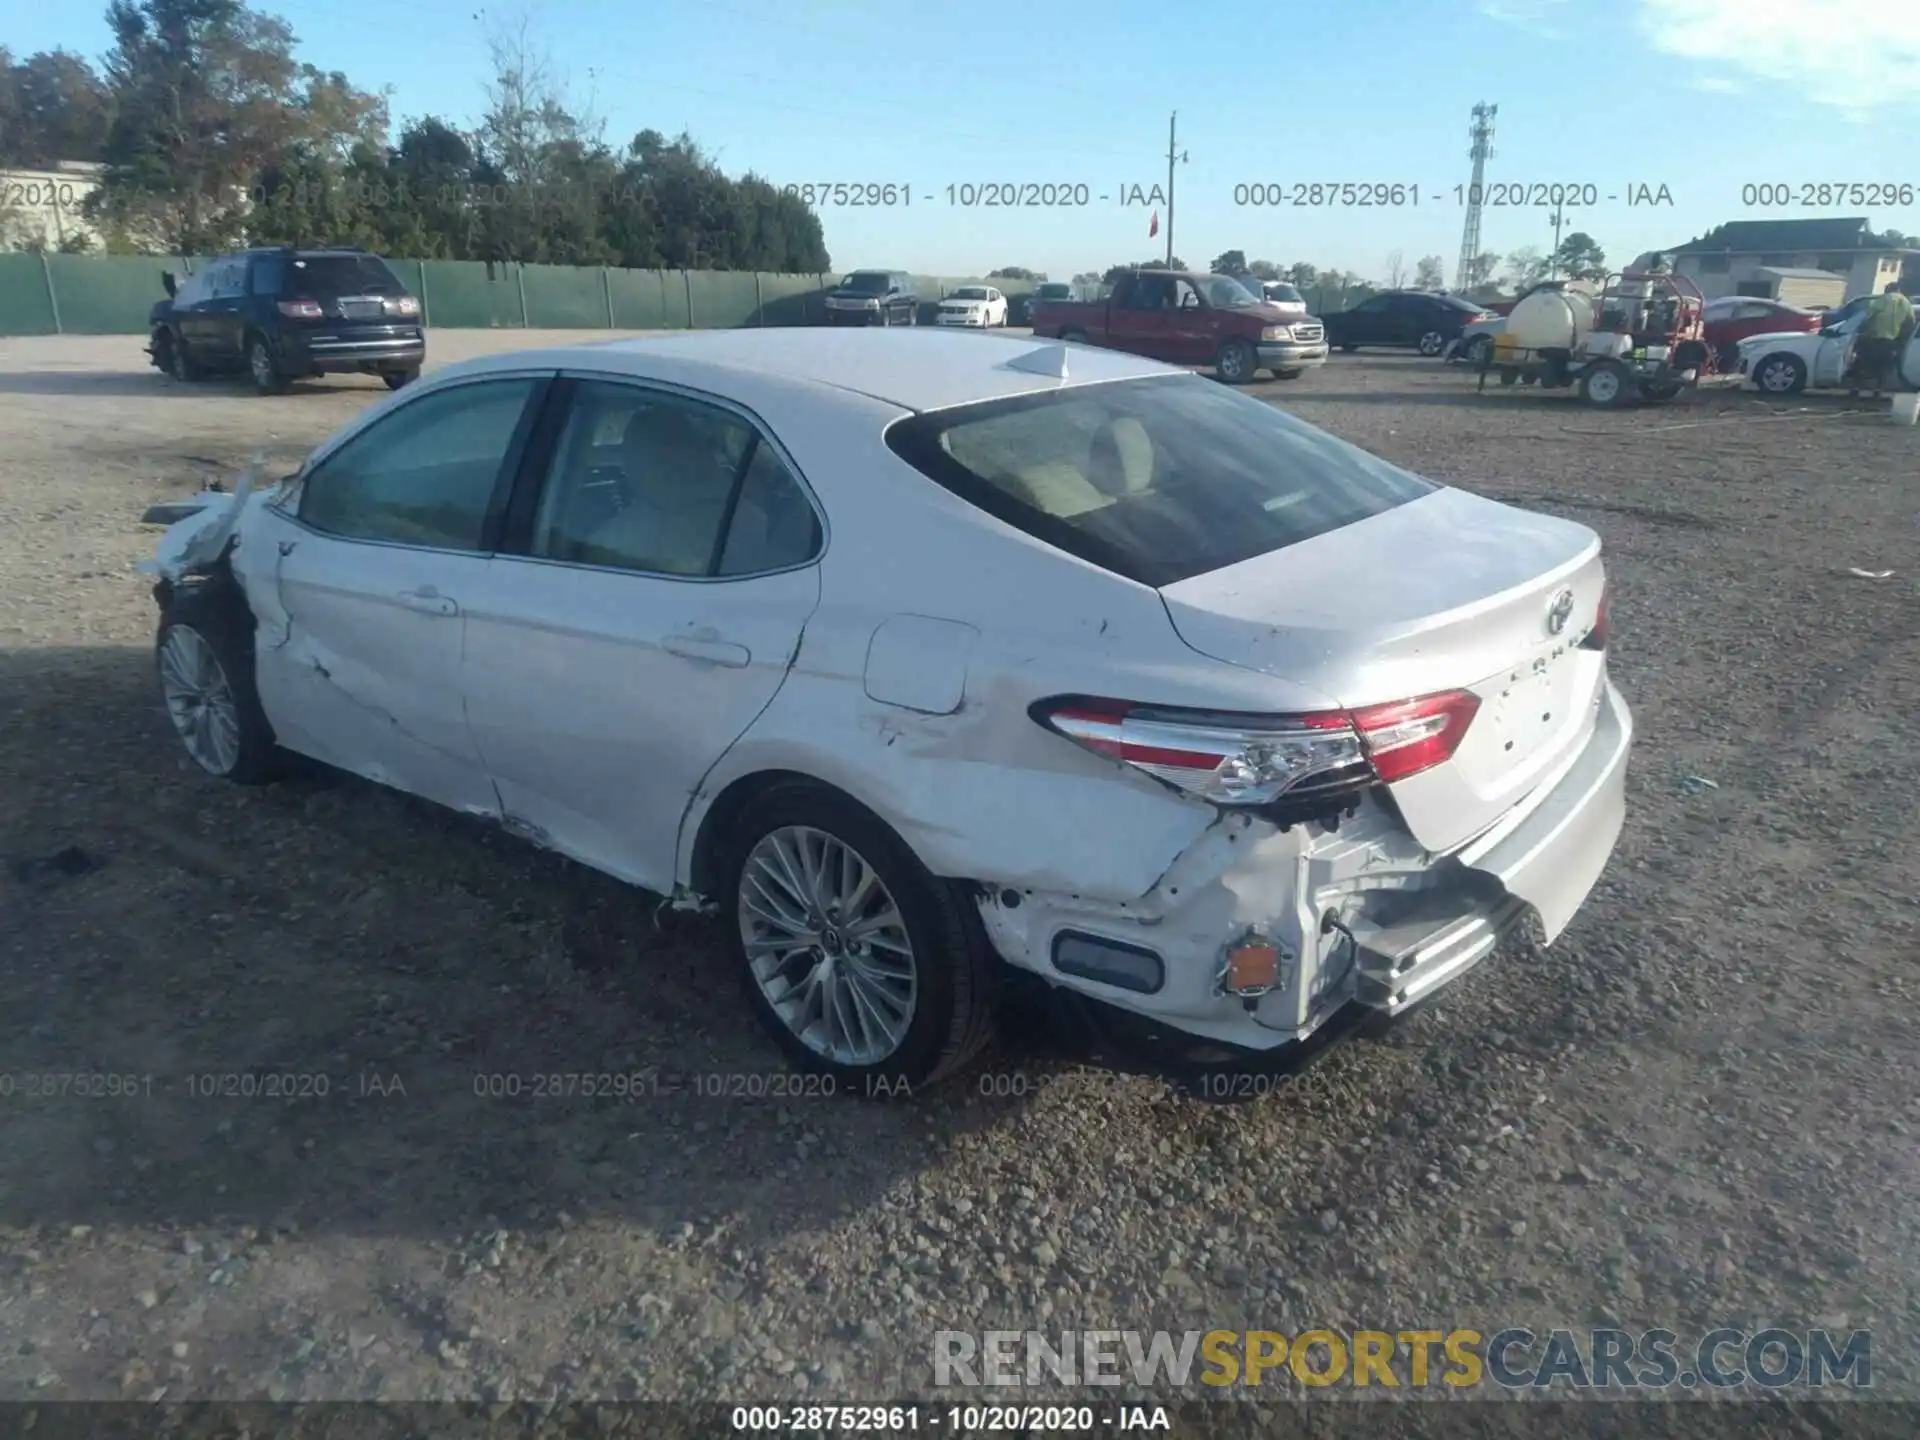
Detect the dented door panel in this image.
<box><xmin>461</xmin><ymin>558</ymin><xmax>821</xmax><ymax>895</ymax></box>
<box><xmin>247</xmin><ymin>505</ymin><xmax>499</xmax><ymax>817</ymax></box>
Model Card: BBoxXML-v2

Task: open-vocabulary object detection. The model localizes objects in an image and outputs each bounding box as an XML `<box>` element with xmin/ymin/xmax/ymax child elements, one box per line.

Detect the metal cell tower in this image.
<box><xmin>1455</xmin><ymin>102</ymin><xmax>1497</xmax><ymax>292</ymax></box>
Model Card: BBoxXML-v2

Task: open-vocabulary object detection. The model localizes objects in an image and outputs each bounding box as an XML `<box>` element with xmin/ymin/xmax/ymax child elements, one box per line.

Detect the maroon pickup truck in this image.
<box><xmin>1029</xmin><ymin>269</ymin><xmax>1329</xmax><ymax>383</ymax></box>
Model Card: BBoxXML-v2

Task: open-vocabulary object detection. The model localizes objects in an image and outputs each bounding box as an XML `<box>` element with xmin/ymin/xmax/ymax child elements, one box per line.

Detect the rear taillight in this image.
<box><xmin>276</xmin><ymin>299</ymin><xmax>323</xmax><ymax>319</ymax></box>
<box><xmin>1033</xmin><ymin>689</ymin><xmax>1480</xmax><ymax>809</ymax></box>
<box><xmin>386</xmin><ymin>295</ymin><xmax>420</xmax><ymax>317</ymax></box>
<box><xmin>1581</xmin><ymin>583</ymin><xmax>1610</xmax><ymax>651</ymax></box>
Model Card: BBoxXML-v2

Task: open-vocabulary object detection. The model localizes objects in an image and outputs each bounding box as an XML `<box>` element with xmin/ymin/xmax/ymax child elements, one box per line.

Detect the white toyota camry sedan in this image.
<box><xmin>148</xmin><ymin>329</ymin><xmax>1631</xmax><ymax>1089</ymax></box>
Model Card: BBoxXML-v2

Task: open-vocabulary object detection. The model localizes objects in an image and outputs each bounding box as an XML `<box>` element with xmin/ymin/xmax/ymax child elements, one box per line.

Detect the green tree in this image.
<box><xmin>0</xmin><ymin>49</ymin><xmax>114</xmax><ymax>167</ymax></box>
<box><xmin>1209</xmin><ymin>248</ymin><xmax>1247</xmax><ymax>275</ymax></box>
<box><xmin>1102</xmin><ymin>257</ymin><xmax>1185</xmax><ymax>284</ymax></box>
<box><xmin>1285</xmin><ymin>261</ymin><xmax>1317</xmax><ymax>289</ymax></box>
<box><xmin>1247</xmin><ymin>259</ymin><xmax>1278</xmax><ymax>280</ymax></box>
<box><xmin>988</xmin><ymin>266</ymin><xmax>1041</xmax><ymax>280</ymax></box>
<box><xmin>1551</xmin><ymin>230</ymin><xmax>1606</xmax><ymax>281</ymax></box>
<box><xmin>1503</xmin><ymin>245</ymin><xmax>1549</xmax><ymax>289</ymax></box>
<box><xmin>1414</xmin><ymin>254</ymin><xmax>1445</xmax><ymax>289</ymax></box>
<box><xmin>92</xmin><ymin>0</ymin><xmax>384</xmax><ymax>252</ymax></box>
<box><xmin>1463</xmin><ymin>250</ymin><xmax>1500</xmax><ymax>288</ymax></box>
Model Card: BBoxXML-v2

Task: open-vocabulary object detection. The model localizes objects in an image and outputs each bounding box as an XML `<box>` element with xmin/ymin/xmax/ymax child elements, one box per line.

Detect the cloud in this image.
<box><xmin>1635</xmin><ymin>0</ymin><xmax>1920</xmax><ymax>111</ymax></box>
<box><xmin>1478</xmin><ymin>0</ymin><xmax>1571</xmax><ymax>34</ymax></box>
<box><xmin>1689</xmin><ymin>75</ymin><xmax>1745</xmax><ymax>94</ymax></box>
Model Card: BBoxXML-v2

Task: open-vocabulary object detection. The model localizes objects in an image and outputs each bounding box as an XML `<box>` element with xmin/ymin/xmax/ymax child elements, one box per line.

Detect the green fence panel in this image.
<box><xmin>607</xmin><ymin>268</ymin><xmax>671</xmax><ymax>329</ymax></box>
<box><xmin>0</xmin><ymin>254</ymin><xmax>58</xmax><ymax>335</ymax></box>
<box><xmin>44</xmin><ymin>253</ymin><xmax>184</xmax><ymax>335</ymax></box>
<box><xmin>522</xmin><ymin>264</ymin><xmax>611</xmax><ymax>329</ymax></box>
<box><xmin>685</xmin><ymin>269</ymin><xmax>761</xmax><ymax>329</ymax></box>
<box><xmin>419</xmin><ymin>260</ymin><xmax>526</xmax><ymax>328</ymax></box>
<box><xmin>754</xmin><ymin>272</ymin><xmax>828</xmax><ymax>327</ymax></box>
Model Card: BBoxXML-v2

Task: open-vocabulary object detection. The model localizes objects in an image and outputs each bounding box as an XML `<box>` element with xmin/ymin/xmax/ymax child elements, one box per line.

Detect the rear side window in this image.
<box><xmin>885</xmin><ymin>375</ymin><xmax>1433</xmax><ymax>587</ymax></box>
<box><xmin>250</xmin><ymin>256</ymin><xmax>284</xmax><ymax>295</ymax></box>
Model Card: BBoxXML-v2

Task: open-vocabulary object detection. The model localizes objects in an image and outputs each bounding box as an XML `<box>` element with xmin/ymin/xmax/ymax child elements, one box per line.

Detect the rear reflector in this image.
<box><xmin>1581</xmin><ymin>582</ymin><xmax>1611</xmax><ymax>651</ymax></box>
<box><xmin>1052</xmin><ymin>932</ymin><xmax>1165</xmax><ymax>994</ymax></box>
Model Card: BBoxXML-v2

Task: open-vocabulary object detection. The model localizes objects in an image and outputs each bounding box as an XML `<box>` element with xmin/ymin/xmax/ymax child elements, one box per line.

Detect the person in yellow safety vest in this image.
<box><xmin>1850</xmin><ymin>282</ymin><xmax>1916</xmax><ymax>399</ymax></box>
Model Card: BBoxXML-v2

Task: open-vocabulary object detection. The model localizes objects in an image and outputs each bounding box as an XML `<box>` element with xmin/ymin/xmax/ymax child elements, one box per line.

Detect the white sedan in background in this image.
<box><xmin>1738</xmin><ymin>309</ymin><xmax>1920</xmax><ymax>394</ymax></box>
<box><xmin>147</xmin><ymin>330</ymin><xmax>1629</xmax><ymax>1089</ymax></box>
<box><xmin>935</xmin><ymin>285</ymin><xmax>1009</xmax><ymax>327</ymax></box>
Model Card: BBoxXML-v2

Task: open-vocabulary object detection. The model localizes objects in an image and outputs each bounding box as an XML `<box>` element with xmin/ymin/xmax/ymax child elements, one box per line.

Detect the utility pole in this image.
<box><xmin>1165</xmin><ymin>111</ymin><xmax>1187</xmax><ymax>268</ymax></box>
<box><xmin>1548</xmin><ymin>199</ymin><xmax>1569</xmax><ymax>278</ymax></box>
<box><xmin>1454</xmin><ymin>102</ymin><xmax>1496</xmax><ymax>292</ymax></box>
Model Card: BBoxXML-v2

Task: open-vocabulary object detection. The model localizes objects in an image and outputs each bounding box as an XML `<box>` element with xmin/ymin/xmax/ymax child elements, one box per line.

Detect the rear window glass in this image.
<box><xmin>885</xmin><ymin>374</ymin><xmax>1433</xmax><ymax>587</ymax></box>
<box><xmin>285</xmin><ymin>255</ymin><xmax>406</xmax><ymax>298</ymax></box>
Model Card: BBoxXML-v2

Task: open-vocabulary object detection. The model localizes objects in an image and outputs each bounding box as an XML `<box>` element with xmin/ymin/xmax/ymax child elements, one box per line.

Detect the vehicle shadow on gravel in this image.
<box><xmin>0</xmin><ymin>370</ymin><xmax>395</xmax><ymax>398</ymax></box>
<box><xmin>1</xmin><ymin>643</ymin><xmax>1266</xmax><ymax>1252</ymax></box>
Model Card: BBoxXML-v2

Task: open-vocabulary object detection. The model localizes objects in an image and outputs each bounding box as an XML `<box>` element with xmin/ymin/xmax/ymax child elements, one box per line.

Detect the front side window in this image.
<box><xmin>528</xmin><ymin>381</ymin><xmax>819</xmax><ymax>578</ymax></box>
<box><xmin>886</xmin><ymin>374</ymin><xmax>1433</xmax><ymax>587</ymax></box>
<box><xmin>298</xmin><ymin>378</ymin><xmax>539</xmax><ymax>550</ymax></box>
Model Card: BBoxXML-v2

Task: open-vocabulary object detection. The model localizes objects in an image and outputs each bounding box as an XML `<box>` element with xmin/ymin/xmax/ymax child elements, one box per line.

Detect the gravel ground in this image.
<box><xmin>1</xmin><ymin>330</ymin><xmax>1916</xmax><ymax>1427</ymax></box>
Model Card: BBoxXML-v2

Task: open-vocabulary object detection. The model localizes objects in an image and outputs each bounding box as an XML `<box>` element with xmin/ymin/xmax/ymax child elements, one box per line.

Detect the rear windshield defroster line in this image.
<box><xmin>884</xmin><ymin>374</ymin><xmax>1434</xmax><ymax>588</ymax></box>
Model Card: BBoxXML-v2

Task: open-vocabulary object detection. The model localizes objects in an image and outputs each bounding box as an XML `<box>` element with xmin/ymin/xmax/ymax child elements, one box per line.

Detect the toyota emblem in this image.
<box><xmin>1545</xmin><ymin>588</ymin><xmax>1575</xmax><ymax>637</ymax></box>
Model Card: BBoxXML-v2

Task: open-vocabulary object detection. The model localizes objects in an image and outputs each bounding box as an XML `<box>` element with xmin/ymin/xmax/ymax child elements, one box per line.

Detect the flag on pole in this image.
<box><xmin>1148</xmin><ymin>210</ymin><xmax>1160</xmax><ymax>239</ymax></box>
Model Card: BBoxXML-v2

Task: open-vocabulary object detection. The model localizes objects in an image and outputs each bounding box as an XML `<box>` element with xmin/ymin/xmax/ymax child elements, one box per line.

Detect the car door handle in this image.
<box><xmin>395</xmin><ymin>588</ymin><xmax>458</xmax><ymax>616</ymax></box>
<box><xmin>662</xmin><ymin>635</ymin><xmax>750</xmax><ymax>667</ymax></box>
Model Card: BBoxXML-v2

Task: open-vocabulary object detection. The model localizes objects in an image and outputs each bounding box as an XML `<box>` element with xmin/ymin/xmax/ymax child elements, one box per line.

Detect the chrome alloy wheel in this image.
<box><xmin>159</xmin><ymin>625</ymin><xmax>242</xmax><ymax>775</ymax></box>
<box><xmin>738</xmin><ymin>825</ymin><xmax>917</xmax><ymax>1066</ymax></box>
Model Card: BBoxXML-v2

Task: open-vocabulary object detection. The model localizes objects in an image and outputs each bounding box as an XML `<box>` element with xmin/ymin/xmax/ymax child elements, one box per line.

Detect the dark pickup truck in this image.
<box><xmin>1028</xmin><ymin>269</ymin><xmax>1328</xmax><ymax>383</ymax></box>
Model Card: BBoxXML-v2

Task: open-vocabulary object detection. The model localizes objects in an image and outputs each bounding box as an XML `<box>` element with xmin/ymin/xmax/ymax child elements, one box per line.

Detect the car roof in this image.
<box><xmin>441</xmin><ymin>329</ymin><xmax>1180</xmax><ymax>413</ymax></box>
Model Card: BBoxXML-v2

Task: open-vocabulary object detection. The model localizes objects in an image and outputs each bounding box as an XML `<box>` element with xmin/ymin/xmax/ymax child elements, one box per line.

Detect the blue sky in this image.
<box><xmin>9</xmin><ymin>0</ymin><xmax>1918</xmax><ymax>280</ymax></box>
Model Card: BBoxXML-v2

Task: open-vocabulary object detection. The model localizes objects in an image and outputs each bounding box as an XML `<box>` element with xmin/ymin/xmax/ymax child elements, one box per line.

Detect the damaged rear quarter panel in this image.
<box><xmin>674</xmin><ymin>407</ymin><xmax>1350</xmax><ymax>906</ymax></box>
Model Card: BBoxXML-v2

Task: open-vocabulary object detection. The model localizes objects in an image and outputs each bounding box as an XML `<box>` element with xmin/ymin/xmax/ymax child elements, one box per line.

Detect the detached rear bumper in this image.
<box><xmin>976</xmin><ymin>679</ymin><xmax>1632</xmax><ymax>1053</ymax></box>
<box><xmin>1355</xmin><ymin>679</ymin><xmax>1631</xmax><ymax>1014</ymax></box>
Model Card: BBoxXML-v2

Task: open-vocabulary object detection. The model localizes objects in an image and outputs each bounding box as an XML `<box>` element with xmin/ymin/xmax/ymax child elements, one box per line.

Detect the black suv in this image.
<box><xmin>148</xmin><ymin>247</ymin><xmax>426</xmax><ymax>394</ymax></box>
<box><xmin>822</xmin><ymin>270</ymin><xmax>919</xmax><ymax>326</ymax></box>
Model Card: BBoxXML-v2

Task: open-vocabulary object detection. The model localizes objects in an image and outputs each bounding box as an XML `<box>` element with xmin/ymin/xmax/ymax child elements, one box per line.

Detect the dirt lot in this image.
<box><xmin>1</xmin><ymin>329</ymin><xmax>1916</xmax><ymax>1422</ymax></box>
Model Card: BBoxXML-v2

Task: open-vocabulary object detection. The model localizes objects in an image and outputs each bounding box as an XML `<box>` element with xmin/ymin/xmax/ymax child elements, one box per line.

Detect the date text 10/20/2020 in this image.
<box><xmin>779</xmin><ymin>181</ymin><xmax>1677</xmax><ymax>209</ymax></box>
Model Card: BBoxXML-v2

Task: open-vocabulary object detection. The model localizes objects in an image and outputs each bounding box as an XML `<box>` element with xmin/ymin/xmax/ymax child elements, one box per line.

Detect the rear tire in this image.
<box><xmin>155</xmin><ymin>579</ymin><xmax>280</xmax><ymax>785</ymax></box>
<box><xmin>383</xmin><ymin>368</ymin><xmax>419</xmax><ymax>391</ymax></box>
<box><xmin>1417</xmin><ymin>329</ymin><xmax>1447</xmax><ymax>357</ymax></box>
<box><xmin>246</xmin><ymin>333</ymin><xmax>289</xmax><ymax>395</ymax></box>
<box><xmin>719</xmin><ymin>781</ymin><xmax>995</xmax><ymax>1093</ymax></box>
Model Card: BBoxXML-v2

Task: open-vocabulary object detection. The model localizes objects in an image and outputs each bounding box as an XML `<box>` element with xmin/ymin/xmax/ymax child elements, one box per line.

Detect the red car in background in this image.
<box><xmin>1703</xmin><ymin>296</ymin><xmax>1820</xmax><ymax>371</ymax></box>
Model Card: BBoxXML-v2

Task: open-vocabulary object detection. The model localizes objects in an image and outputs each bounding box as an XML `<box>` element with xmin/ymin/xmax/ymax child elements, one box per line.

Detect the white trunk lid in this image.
<box><xmin>1158</xmin><ymin>486</ymin><xmax>1609</xmax><ymax>853</ymax></box>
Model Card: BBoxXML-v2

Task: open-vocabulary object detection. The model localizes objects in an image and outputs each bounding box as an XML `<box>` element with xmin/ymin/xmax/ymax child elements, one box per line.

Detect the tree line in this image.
<box><xmin>0</xmin><ymin>0</ymin><xmax>831</xmax><ymax>272</ymax></box>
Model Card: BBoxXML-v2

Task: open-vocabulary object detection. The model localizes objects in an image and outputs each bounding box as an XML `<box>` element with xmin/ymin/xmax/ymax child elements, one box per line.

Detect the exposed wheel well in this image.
<box><xmin>687</xmin><ymin>769</ymin><xmax>928</xmax><ymax>899</ymax></box>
